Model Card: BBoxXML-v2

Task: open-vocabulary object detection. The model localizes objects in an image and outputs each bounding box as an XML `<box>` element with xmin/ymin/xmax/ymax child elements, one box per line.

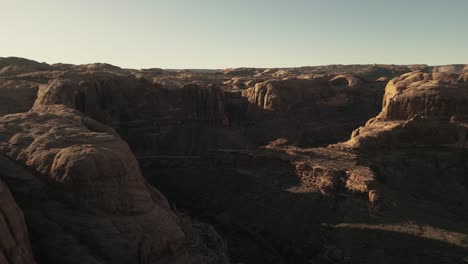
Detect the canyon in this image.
<box><xmin>0</xmin><ymin>57</ymin><xmax>467</xmax><ymax>264</ymax></box>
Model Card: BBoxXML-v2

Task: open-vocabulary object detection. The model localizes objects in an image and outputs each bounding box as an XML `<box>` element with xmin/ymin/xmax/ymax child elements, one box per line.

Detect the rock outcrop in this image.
<box><xmin>0</xmin><ymin>57</ymin><xmax>57</xmax><ymax>76</ymax></box>
<box><xmin>242</xmin><ymin>78</ymin><xmax>334</xmax><ymax>113</ymax></box>
<box><xmin>28</xmin><ymin>71</ymin><xmax>241</xmax><ymax>155</ymax></box>
<box><xmin>32</xmin><ymin>71</ymin><xmax>160</xmax><ymax>127</ymax></box>
<box><xmin>180</xmin><ymin>84</ymin><xmax>228</xmax><ymax>125</ymax></box>
<box><xmin>0</xmin><ymin>105</ymin><xmax>189</xmax><ymax>264</ymax></box>
<box><xmin>331</xmin><ymin>71</ymin><xmax>468</xmax><ymax>214</ymax></box>
<box><xmin>379</xmin><ymin>72</ymin><xmax>468</xmax><ymax>121</ymax></box>
<box><xmin>338</xmin><ymin>72</ymin><xmax>468</xmax><ymax>150</ymax></box>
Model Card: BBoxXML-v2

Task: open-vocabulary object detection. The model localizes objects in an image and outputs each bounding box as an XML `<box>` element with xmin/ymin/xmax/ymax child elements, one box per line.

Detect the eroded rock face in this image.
<box><xmin>30</xmin><ymin>72</ymin><xmax>237</xmax><ymax>156</ymax></box>
<box><xmin>337</xmin><ymin>72</ymin><xmax>468</xmax><ymax>150</ymax></box>
<box><xmin>181</xmin><ymin>84</ymin><xmax>228</xmax><ymax>125</ymax></box>
<box><xmin>0</xmin><ymin>105</ymin><xmax>188</xmax><ymax>264</ymax></box>
<box><xmin>32</xmin><ymin>71</ymin><xmax>161</xmax><ymax>127</ymax></box>
<box><xmin>0</xmin><ymin>178</ymin><xmax>36</xmax><ymax>264</ymax></box>
<box><xmin>242</xmin><ymin>78</ymin><xmax>333</xmax><ymax>113</ymax></box>
<box><xmin>380</xmin><ymin>72</ymin><xmax>468</xmax><ymax>121</ymax></box>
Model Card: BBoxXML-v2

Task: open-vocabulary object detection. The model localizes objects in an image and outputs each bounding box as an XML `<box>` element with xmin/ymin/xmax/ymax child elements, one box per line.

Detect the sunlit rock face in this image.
<box><xmin>242</xmin><ymin>78</ymin><xmax>334</xmax><ymax>112</ymax></box>
<box><xmin>380</xmin><ymin>72</ymin><xmax>468</xmax><ymax>121</ymax></box>
<box><xmin>337</xmin><ymin>72</ymin><xmax>468</xmax><ymax>150</ymax></box>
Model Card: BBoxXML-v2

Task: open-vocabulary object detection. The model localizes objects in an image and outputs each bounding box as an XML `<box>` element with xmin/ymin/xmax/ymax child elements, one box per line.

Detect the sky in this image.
<box><xmin>1</xmin><ymin>0</ymin><xmax>467</xmax><ymax>69</ymax></box>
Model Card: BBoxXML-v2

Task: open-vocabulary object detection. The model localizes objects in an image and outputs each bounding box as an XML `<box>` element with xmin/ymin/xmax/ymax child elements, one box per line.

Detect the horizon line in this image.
<box><xmin>2</xmin><ymin>56</ymin><xmax>468</xmax><ymax>71</ymax></box>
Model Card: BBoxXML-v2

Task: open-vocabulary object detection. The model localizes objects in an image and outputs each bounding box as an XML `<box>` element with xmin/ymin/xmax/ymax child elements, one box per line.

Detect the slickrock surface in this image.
<box><xmin>0</xmin><ymin>105</ymin><xmax>189</xmax><ymax>264</ymax></box>
<box><xmin>0</xmin><ymin>178</ymin><xmax>36</xmax><ymax>264</ymax></box>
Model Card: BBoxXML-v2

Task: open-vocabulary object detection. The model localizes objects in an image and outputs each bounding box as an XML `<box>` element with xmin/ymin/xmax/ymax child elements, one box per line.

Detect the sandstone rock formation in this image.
<box><xmin>1</xmin><ymin>57</ymin><xmax>467</xmax><ymax>263</ymax></box>
<box><xmin>339</xmin><ymin>72</ymin><xmax>468</xmax><ymax>149</ymax></box>
<box><xmin>32</xmin><ymin>71</ymin><xmax>159</xmax><ymax>127</ymax></box>
<box><xmin>0</xmin><ymin>57</ymin><xmax>57</xmax><ymax>76</ymax></box>
<box><xmin>180</xmin><ymin>84</ymin><xmax>228</xmax><ymax>125</ymax></box>
<box><xmin>26</xmin><ymin>69</ymin><xmax>249</xmax><ymax>156</ymax></box>
<box><xmin>380</xmin><ymin>72</ymin><xmax>468</xmax><ymax>121</ymax></box>
<box><xmin>331</xmin><ymin>72</ymin><xmax>468</xmax><ymax>222</ymax></box>
<box><xmin>242</xmin><ymin>78</ymin><xmax>333</xmax><ymax>112</ymax></box>
<box><xmin>0</xmin><ymin>105</ymin><xmax>189</xmax><ymax>264</ymax></box>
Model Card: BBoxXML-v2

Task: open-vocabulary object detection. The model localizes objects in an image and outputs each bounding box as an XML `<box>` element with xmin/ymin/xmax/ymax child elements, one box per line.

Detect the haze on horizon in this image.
<box><xmin>1</xmin><ymin>0</ymin><xmax>467</xmax><ymax>69</ymax></box>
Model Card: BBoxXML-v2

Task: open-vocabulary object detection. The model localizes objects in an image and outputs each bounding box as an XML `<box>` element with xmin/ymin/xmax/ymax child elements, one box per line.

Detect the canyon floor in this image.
<box><xmin>0</xmin><ymin>57</ymin><xmax>467</xmax><ymax>264</ymax></box>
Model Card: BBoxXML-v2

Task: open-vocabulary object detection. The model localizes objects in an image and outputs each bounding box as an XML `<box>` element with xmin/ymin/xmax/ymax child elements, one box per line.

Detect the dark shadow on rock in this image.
<box><xmin>224</xmin><ymin>84</ymin><xmax>385</xmax><ymax>148</ymax></box>
<box><xmin>141</xmin><ymin>154</ymin><xmax>335</xmax><ymax>263</ymax></box>
<box><xmin>326</xmin><ymin>225</ymin><xmax>468</xmax><ymax>264</ymax></box>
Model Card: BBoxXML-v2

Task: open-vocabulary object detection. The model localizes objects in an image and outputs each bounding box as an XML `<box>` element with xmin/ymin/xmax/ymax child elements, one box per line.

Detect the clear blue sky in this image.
<box><xmin>1</xmin><ymin>0</ymin><xmax>467</xmax><ymax>69</ymax></box>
